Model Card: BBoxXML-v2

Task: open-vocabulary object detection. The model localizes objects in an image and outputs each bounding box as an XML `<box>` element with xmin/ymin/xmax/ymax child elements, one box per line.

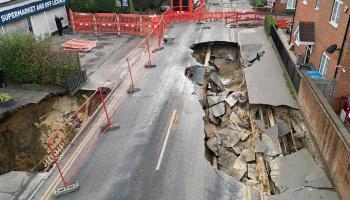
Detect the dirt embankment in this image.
<box><xmin>0</xmin><ymin>90</ymin><xmax>104</xmax><ymax>175</ymax></box>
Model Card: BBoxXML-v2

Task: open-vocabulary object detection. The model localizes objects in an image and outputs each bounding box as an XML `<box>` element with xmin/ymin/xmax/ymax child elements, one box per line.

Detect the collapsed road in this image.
<box><xmin>27</xmin><ymin>2</ymin><xmax>338</xmax><ymax>200</ymax></box>
<box><xmin>32</xmin><ymin>22</ymin><xmax>261</xmax><ymax>200</ymax></box>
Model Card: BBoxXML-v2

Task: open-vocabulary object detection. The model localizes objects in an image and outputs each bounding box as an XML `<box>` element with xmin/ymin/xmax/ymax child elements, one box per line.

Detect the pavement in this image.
<box><xmin>52</xmin><ymin>33</ymin><xmax>143</xmax><ymax>90</ymax></box>
<box><xmin>0</xmin><ymin>171</ymin><xmax>48</xmax><ymax>200</ymax></box>
<box><xmin>239</xmin><ymin>28</ymin><xmax>299</xmax><ymax>109</ymax></box>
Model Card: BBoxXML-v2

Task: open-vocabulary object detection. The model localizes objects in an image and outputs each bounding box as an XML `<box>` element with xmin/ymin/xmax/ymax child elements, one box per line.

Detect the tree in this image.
<box><xmin>70</xmin><ymin>0</ymin><xmax>116</xmax><ymax>13</ymax></box>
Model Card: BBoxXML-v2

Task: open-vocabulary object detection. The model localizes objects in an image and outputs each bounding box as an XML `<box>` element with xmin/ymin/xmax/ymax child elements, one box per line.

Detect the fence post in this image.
<box><xmin>69</xmin><ymin>10</ymin><xmax>75</xmax><ymax>33</ymax></box>
<box><xmin>47</xmin><ymin>139</ymin><xmax>68</xmax><ymax>188</ymax></box>
<box><xmin>146</xmin><ymin>38</ymin><xmax>152</xmax><ymax>67</ymax></box>
<box><xmin>99</xmin><ymin>88</ymin><xmax>111</xmax><ymax>128</ymax></box>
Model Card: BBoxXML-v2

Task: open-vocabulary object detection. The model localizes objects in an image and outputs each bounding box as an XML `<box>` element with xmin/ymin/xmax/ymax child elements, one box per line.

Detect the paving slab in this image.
<box><xmin>239</xmin><ymin>28</ymin><xmax>299</xmax><ymax>109</ymax></box>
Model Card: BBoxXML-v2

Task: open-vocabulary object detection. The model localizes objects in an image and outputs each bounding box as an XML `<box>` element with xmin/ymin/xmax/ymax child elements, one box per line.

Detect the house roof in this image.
<box><xmin>299</xmin><ymin>21</ymin><xmax>315</xmax><ymax>43</ymax></box>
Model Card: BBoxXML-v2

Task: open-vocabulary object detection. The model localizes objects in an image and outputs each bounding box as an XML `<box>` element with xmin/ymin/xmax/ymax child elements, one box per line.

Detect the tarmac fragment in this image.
<box><xmin>217</xmin><ymin>128</ymin><xmax>240</xmax><ymax>148</ymax></box>
<box><xmin>204</xmin><ymin>123</ymin><xmax>217</xmax><ymax>138</ymax></box>
<box><xmin>207</xmin><ymin>136</ymin><xmax>219</xmax><ymax>155</ymax></box>
<box><xmin>232</xmin><ymin>155</ymin><xmax>247</xmax><ymax>180</ymax></box>
<box><xmin>276</xmin><ymin>120</ymin><xmax>290</xmax><ymax>137</ymax></box>
<box><xmin>209</xmin><ymin>102</ymin><xmax>227</xmax><ymax>117</ymax></box>
<box><xmin>209</xmin><ymin>73</ymin><xmax>225</xmax><ymax>92</ymax></box>
<box><xmin>207</xmin><ymin>96</ymin><xmax>225</xmax><ymax>107</ymax></box>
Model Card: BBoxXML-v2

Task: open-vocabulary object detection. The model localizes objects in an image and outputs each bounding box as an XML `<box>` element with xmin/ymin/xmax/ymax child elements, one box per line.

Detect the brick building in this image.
<box><xmin>272</xmin><ymin>0</ymin><xmax>296</xmax><ymax>13</ymax></box>
<box><xmin>290</xmin><ymin>0</ymin><xmax>350</xmax><ymax>111</ymax></box>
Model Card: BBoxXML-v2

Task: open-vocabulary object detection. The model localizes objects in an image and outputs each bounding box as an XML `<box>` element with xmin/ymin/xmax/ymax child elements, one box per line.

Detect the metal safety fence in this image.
<box><xmin>69</xmin><ymin>9</ymin><xmax>264</xmax><ymax>37</ymax></box>
<box><xmin>44</xmin><ymin>15</ymin><xmax>162</xmax><ymax>192</ymax></box>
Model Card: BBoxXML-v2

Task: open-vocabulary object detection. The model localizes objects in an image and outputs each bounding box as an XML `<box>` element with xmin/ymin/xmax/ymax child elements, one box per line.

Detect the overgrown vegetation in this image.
<box><xmin>264</xmin><ymin>15</ymin><xmax>277</xmax><ymax>36</ymax></box>
<box><xmin>69</xmin><ymin>0</ymin><xmax>116</xmax><ymax>13</ymax></box>
<box><xmin>0</xmin><ymin>32</ymin><xmax>78</xmax><ymax>86</ymax></box>
<box><xmin>250</xmin><ymin>0</ymin><xmax>267</xmax><ymax>8</ymax></box>
<box><xmin>0</xmin><ymin>93</ymin><xmax>12</xmax><ymax>103</ymax></box>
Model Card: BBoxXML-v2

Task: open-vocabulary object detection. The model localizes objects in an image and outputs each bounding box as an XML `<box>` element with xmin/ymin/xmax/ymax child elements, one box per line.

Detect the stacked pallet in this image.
<box><xmin>61</xmin><ymin>39</ymin><xmax>98</xmax><ymax>52</ymax></box>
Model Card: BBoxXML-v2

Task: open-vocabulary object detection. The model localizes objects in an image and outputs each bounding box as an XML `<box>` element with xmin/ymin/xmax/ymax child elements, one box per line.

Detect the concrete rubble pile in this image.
<box><xmin>187</xmin><ymin>42</ymin><xmax>338</xmax><ymax>199</ymax></box>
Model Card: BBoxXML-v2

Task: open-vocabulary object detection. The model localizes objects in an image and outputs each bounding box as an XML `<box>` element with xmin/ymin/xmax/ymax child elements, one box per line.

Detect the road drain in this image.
<box><xmin>0</xmin><ymin>90</ymin><xmax>108</xmax><ymax>175</ymax></box>
<box><xmin>186</xmin><ymin>42</ymin><xmax>309</xmax><ymax>195</ymax></box>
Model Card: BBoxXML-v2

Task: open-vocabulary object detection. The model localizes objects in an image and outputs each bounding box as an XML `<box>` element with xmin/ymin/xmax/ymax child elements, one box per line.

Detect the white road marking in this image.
<box><xmin>155</xmin><ymin>110</ymin><xmax>177</xmax><ymax>171</ymax></box>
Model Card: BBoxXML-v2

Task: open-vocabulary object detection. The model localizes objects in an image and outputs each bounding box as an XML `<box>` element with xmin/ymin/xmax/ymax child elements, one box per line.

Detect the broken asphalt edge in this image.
<box><xmin>27</xmin><ymin>68</ymin><xmax>126</xmax><ymax>199</ymax></box>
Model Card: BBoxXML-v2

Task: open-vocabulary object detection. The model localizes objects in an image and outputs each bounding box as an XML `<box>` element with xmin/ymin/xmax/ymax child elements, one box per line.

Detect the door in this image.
<box><xmin>304</xmin><ymin>45</ymin><xmax>313</xmax><ymax>64</ymax></box>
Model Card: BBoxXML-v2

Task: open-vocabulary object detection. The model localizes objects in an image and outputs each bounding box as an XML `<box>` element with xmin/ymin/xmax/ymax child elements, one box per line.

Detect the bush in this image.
<box><xmin>0</xmin><ymin>93</ymin><xmax>12</xmax><ymax>103</ymax></box>
<box><xmin>250</xmin><ymin>0</ymin><xmax>267</xmax><ymax>8</ymax></box>
<box><xmin>264</xmin><ymin>15</ymin><xmax>277</xmax><ymax>36</ymax></box>
<box><xmin>0</xmin><ymin>32</ymin><xmax>78</xmax><ymax>86</ymax></box>
<box><xmin>70</xmin><ymin>0</ymin><xmax>116</xmax><ymax>13</ymax></box>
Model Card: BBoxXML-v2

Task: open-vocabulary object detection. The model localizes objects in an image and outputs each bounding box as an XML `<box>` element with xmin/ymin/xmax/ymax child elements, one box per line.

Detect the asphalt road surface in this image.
<box><xmin>32</xmin><ymin>22</ymin><xmax>262</xmax><ymax>200</ymax></box>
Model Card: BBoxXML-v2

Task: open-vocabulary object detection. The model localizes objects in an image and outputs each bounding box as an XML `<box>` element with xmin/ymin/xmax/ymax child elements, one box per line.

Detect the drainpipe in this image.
<box><xmin>289</xmin><ymin>0</ymin><xmax>299</xmax><ymax>45</ymax></box>
<box><xmin>334</xmin><ymin>15</ymin><xmax>350</xmax><ymax>79</ymax></box>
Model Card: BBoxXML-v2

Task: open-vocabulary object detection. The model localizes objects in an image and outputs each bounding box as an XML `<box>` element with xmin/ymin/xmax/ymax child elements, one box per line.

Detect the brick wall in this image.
<box><xmin>298</xmin><ymin>72</ymin><xmax>350</xmax><ymax>200</ymax></box>
<box><xmin>291</xmin><ymin>0</ymin><xmax>350</xmax><ymax>111</ymax></box>
<box><xmin>273</xmin><ymin>0</ymin><xmax>287</xmax><ymax>13</ymax></box>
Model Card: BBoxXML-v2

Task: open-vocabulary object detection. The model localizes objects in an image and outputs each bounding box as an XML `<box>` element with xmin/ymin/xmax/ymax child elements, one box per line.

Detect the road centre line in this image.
<box><xmin>155</xmin><ymin>110</ymin><xmax>178</xmax><ymax>171</ymax></box>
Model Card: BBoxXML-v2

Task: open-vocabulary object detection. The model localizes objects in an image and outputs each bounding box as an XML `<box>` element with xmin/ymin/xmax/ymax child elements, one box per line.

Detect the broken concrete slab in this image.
<box><xmin>225</xmin><ymin>95</ymin><xmax>238</xmax><ymax>107</ymax></box>
<box><xmin>209</xmin><ymin>102</ymin><xmax>227</xmax><ymax>118</ymax></box>
<box><xmin>247</xmin><ymin>164</ymin><xmax>257</xmax><ymax>180</ymax></box>
<box><xmin>239</xmin><ymin>28</ymin><xmax>299</xmax><ymax>109</ymax></box>
<box><xmin>266</xmin><ymin>187</ymin><xmax>339</xmax><ymax>200</ymax></box>
<box><xmin>262</xmin><ymin>133</ymin><xmax>281</xmax><ymax>157</ymax></box>
<box><xmin>229</xmin><ymin>112</ymin><xmax>247</xmax><ymax>128</ymax></box>
<box><xmin>232</xmin><ymin>155</ymin><xmax>247</xmax><ymax>181</ymax></box>
<box><xmin>277</xmin><ymin>120</ymin><xmax>290</xmax><ymax>137</ymax></box>
<box><xmin>209</xmin><ymin>73</ymin><xmax>225</xmax><ymax>93</ymax></box>
<box><xmin>264</xmin><ymin>125</ymin><xmax>282</xmax><ymax>156</ymax></box>
<box><xmin>191</xmin><ymin>66</ymin><xmax>206</xmax><ymax>85</ymax></box>
<box><xmin>304</xmin><ymin>171</ymin><xmax>333</xmax><ymax>189</ymax></box>
<box><xmin>239</xmin><ymin>130</ymin><xmax>251</xmax><ymax>142</ymax></box>
<box><xmin>276</xmin><ymin>149</ymin><xmax>334</xmax><ymax>193</ymax></box>
<box><xmin>207</xmin><ymin>96</ymin><xmax>225</xmax><ymax>107</ymax></box>
<box><xmin>207</xmin><ymin>136</ymin><xmax>219</xmax><ymax>155</ymax></box>
<box><xmin>204</xmin><ymin>123</ymin><xmax>217</xmax><ymax>138</ymax></box>
<box><xmin>209</xmin><ymin>111</ymin><xmax>220</xmax><ymax>125</ymax></box>
<box><xmin>218</xmin><ymin>146</ymin><xmax>238</xmax><ymax>170</ymax></box>
<box><xmin>254</xmin><ymin>140</ymin><xmax>267</xmax><ymax>154</ymax></box>
<box><xmin>217</xmin><ymin>128</ymin><xmax>240</xmax><ymax>148</ymax></box>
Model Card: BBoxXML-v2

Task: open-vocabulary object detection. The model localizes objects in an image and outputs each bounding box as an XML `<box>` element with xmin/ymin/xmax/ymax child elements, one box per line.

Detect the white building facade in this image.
<box><xmin>0</xmin><ymin>0</ymin><xmax>68</xmax><ymax>36</ymax></box>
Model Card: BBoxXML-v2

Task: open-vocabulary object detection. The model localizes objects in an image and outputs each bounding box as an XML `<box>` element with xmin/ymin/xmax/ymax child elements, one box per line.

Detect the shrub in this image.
<box><xmin>0</xmin><ymin>93</ymin><xmax>12</xmax><ymax>103</ymax></box>
<box><xmin>0</xmin><ymin>32</ymin><xmax>78</xmax><ymax>86</ymax></box>
<box><xmin>264</xmin><ymin>15</ymin><xmax>277</xmax><ymax>36</ymax></box>
<box><xmin>70</xmin><ymin>0</ymin><xmax>116</xmax><ymax>13</ymax></box>
<box><xmin>250</xmin><ymin>0</ymin><xmax>267</xmax><ymax>8</ymax></box>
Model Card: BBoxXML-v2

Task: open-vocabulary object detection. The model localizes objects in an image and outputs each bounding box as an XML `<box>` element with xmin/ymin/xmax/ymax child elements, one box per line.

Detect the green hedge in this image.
<box><xmin>250</xmin><ymin>0</ymin><xmax>267</xmax><ymax>8</ymax></box>
<box><xmin>264</xmin><ymin>15</ymin><xmax>277</xmax><ymax>36</ymax></box>
<box><xmin>70</xmin><ymin>0</ymin><xmax>116</xmax><ymax>13</ymax></box>
<box><xmin>0</xmin><ymin>32</ymin><xmax>78</xmax><ymax>86</ymax></box>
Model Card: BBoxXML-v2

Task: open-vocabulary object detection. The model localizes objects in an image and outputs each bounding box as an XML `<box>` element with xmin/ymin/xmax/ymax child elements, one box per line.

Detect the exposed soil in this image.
<box><xmin>0</xmin><ymin>90</ymin><xmax>105</xmax><ymax>175</ymax></box>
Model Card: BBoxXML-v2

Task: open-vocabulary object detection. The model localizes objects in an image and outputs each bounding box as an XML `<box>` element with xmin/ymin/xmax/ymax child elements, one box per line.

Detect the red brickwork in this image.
<box><xmin>291</xmin><ymin>0</ymin><xmax>350</xmax><ymax>110</ymax></box>
<box><xmin>298</xmin><ymin>72</ymin><xmax>350</xmax><ymax>200</ymax></box>
<box><xmin>273</xmin><ymin>0</ymin><xmax>287</xmax><ymax>13</ymax></box>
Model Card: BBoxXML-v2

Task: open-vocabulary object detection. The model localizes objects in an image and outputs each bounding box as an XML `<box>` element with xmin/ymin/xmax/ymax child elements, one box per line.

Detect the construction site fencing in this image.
<box><xmin>44</xmin><ymin>18</ymin><xmax>161</xmax><ymax>189</ymax></box>
<box><xmin>70</xmin><ymin>10</ymin><xmax>264</xmax><ymax>36</ymax></box>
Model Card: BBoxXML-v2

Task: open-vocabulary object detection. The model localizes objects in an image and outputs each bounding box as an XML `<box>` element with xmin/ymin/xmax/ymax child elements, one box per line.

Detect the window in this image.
<box><xmin>330</xmin><ymin>0</ymin><xmax>343</xmax><ymax>27</ymax></box>
<box><xmin>319</xmin><ymin>53</ymin><xmax>329</xmax><ymax>77</ymax></box>
<box><xmin>315</xmin><ymin>0</ymin><xmax>320</xmax><ymax>10</ymax></box>
<box><xmin>287</xmin><ymin>0</ymin><xmax>297</xmax><ymax>9</ymax></box>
